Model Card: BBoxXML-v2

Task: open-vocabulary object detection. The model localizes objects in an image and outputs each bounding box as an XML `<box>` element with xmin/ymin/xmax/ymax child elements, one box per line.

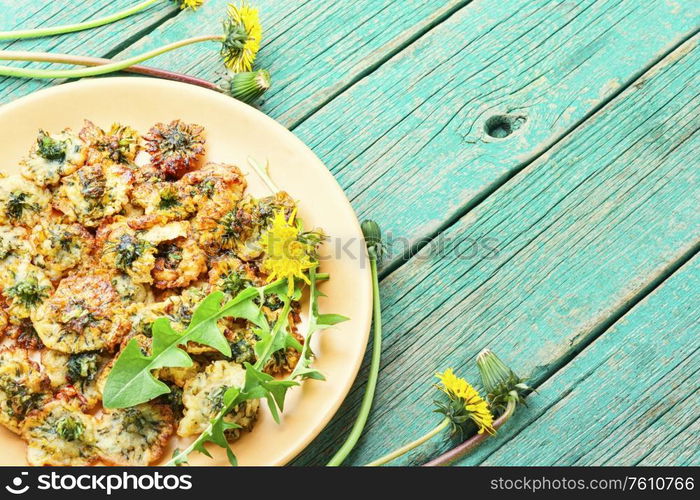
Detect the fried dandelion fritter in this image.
<box><xmin>31</xmin><ymin>270</ymin><xmax>130</xmax><ymax>353</ymax></box>
<box><xmin>30</xmin><ymin>217</ymin><xmax>94</xmax><ymax>280</ymax></box>
<box><xmin>0</xmin><ymin>346</ymin><xmax>49</xmax><ymax>434</ymax></box>
<box><xmin>22</xmin><ymin>395</ymin><xmax>99</xmax><ymax>466</ymax></box>
<box><xmin>1</xmin><ymin>259</ymin><xmax>53</xmax><ymax>321</ymax></box>
<box><xmin>0</xmin><ymin>175</ymin><xmax>50</xmax><ymax>227</ymax></box>
<box><xmin>79</xmin><ymin>120</ymin><xmax>140</xmax><ymax>166</ymax></box>
<box><xmin>143</xmin><ymin>120</ymin><xmax>205</xmax><ymax>179</ymax></box>
<box><xmin>178</xmin><ymin>360</ymin><xmax>258</xmax><ymax>439</ymax></box>
<box><xmin>96</xmin><ymin>403</ymin><xmax>175</xmax><ymax>466</ymax></box>
<box><xmin>53</xmin><ymin>162</ymin><xmax>134</xmax><ymax>227</ymax></box>
<box><xmin>21</xmin><ymin>129</ymin><xmax>86</xmax><ymax>187</ymax></box>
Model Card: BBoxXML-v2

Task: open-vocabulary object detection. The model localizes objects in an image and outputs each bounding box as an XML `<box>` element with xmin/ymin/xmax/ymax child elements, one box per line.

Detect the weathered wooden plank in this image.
<box><xmin>289</xmin><ymin>0</ymin><xmax>700</xmax><ymax>270</ymax></box>
<box><xmin>0</xmin><ymin>0</ymin><xmax>179</xmax><ymax>103</ymax></box>
<box><xmin>461</xmin><ymin>255</ymin><xmax>699</xmax><ymax>466</ymax></box>
<box><xmin>293</xmin><ymin>34</ymin><xmax>700</xmax><ymax>465</ymax></box>
<box><xmin>114</xmin><ymin>0</ymin><xmax>470</xmax><ymax>126</ymax></box>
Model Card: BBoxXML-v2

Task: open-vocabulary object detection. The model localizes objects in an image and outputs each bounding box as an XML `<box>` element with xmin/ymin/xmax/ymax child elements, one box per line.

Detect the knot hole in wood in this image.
<box><xmin>484</xmin><ymin>114</ymin><xmax>527</xmax><ymax>139</ymax></box>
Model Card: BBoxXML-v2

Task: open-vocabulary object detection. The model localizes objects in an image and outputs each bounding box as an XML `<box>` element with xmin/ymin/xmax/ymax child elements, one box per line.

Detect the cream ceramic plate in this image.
<box><xmin>0</xmin><ymin>77</ymin><xmax>371</xmax><ymax>466</ymax></box>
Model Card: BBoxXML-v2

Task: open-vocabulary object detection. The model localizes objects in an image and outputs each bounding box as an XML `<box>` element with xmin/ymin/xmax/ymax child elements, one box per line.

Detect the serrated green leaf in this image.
<box><xmin>219</xmin><ymin>289</ymin><xmax>268</xmax><ymax>328</ymax></box>
<box><xmin>226</xmin><ymin>447</ymin><xmax>238</xmax><ymax>466</ymax></box>
<box><xmin>170</xmin><ymin>448</ymin><xmax>188</xmax><ymax>466</ymax></box>
<box><xmin>190</xmin><ymin>291</ymin><xmax>225</xmax><ymax>327</ymax></box>
<box><xmin>102</xmin><ymin>339</ymin><xmax>172</xmax><ymax>408</ymax></box>
<box><xmin>285</xmin><ymin>332</ymin><xmax>303</xmax><ymax>351</ymax></box>
<box><xmin>150</xmin><ymin>320</ymin><xmax>192</xmax><ymax>369</ymax></box>
<box><xmin>163</xmin><ymin>269</ymin><xmax>347</xmax><ymax>466</ymax></box>
<box><xmin>253</xmin><ymin>298</ymin><xmax>291</xmax><ymax>360</ymax></box>
<box><xmin>223</xmin><ymin>386</ymin><xmax>240</xmax><ymax>406</ymax></box>
<box><xmin>104</xmin><ymin>284</ymin><xmax>268</xmax><ymax>408</ymax></box>
<box><xmin>266</xmin><ymin>393</ymin><xmax>280</xmax><ymax>423</ymax></box>
<box><xmin>317</xmin><ymin>313</ymin><xmax>350</xmax><ymax>327</ymax></box>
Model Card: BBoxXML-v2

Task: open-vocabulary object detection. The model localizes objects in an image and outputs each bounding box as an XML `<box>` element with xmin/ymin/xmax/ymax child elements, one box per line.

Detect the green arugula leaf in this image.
<box><xmin>244</xmin><ymin>363</ymin><xmax>298</xmax><ymax>423</ymax></box>
<box><xmin>104</xmin><ymin>286</ymin><xmax>263</xmax><ymax>408</ymax></box>
<box><xmin>164</xmin><ymin>271</ymin><xmax>345</xmax><ymax>466</ymax></box>
<box><xmin>317</xmin><ymin>313</ymin><xmax>350</xmax><ymax>326</ymax></box>
<box><xmin>291</xmin><ymin>268</ymin><xmax>349</xmax><ymax>381</ymax></box>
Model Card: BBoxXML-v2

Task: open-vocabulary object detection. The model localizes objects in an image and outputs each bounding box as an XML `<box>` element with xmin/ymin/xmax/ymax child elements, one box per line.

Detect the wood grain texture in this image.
<box><xmin>462</xmin><ymin>255</ymin><xmax>699</xmax><ymax>465</ymax></box>
<box><xmin>292</xmin><ymin>34</ymin><xmax>700</xmax><ymax>465</ymax></box>
<box><xmin>0</xmin><ymin>0</ymin><xmax>178</xmax><ymax>103</ymax></box>
<box><xmin>289</xmin><ymin>0</ymin><xmax>700</xmax><ymax>270</ymax></box>
<box><xmin>114</xmin><ymin>0</ymin><xmax>471</xmax><ymax>126</ymax></box>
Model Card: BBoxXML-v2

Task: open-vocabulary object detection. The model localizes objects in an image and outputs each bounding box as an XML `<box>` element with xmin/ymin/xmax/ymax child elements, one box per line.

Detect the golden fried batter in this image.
<box><xmin>21</xmin><ymin>129</ymin><xmax>86</xmax><ymax>187</ymax></box>
<box><xmin>97</xmin><ymin>403</ymin><xmax>175</xmax><ymax>465</ymax></box>
<box><xmin>32</xmin><ymin>270</ymin><xmax>129</xmax><ymax>353</ymax></box>
<box><xmin>22</xmin><ymin>396</ymin><xmax>98</xmax><ymax>466</ymax></box>
<box><xmin>30</xmin><ymin>218</ymin><xmax>94</xmax><ymax>280</ymax></box>
<box><xmin>53</xmin><ymin>162</ymin><xmax>134</xmax><ymax>227</ymax></box>
<box><xmin>0</xmin><ymin>347</ymin><xmax>49</xmax><ymax>434</ymax></box>
<box><xmin>178</xmin><ymin>360</ymin><xmax>258</xmax><ymax>439</ymax></box>
<box><xmin>96</xmin><ymin>217</ymin><xmax>156</xmax><ymax>284</ymax></box>
<box><xmin>0</xmin><ymin>175</ymin><xmax>50</xmax><ymax>227</ymax></box>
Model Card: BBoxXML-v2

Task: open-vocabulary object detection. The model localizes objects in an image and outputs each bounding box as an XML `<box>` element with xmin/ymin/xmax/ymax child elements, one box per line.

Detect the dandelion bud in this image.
<box><xmin>361</xmin><ymin>220</ymin><xmax>383</xmax><ymax>260</ymax></box>
<box><xmin>225</xmin><ymin>69</ymin><xmax>271</xmax><ymax>103</ymax></box>
<box><xmin>476</xmin><ymin>349</ymin><xmax>532</xmax><ymax>412</ymax></box>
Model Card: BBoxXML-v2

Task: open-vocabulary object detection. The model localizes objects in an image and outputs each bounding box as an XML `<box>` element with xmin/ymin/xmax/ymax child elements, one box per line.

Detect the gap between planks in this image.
<box><xmin>291</xmin><ymin>31</ymin><xmax>700</xmax><ymax>465</ymax></box>
<box><xmin>464</xmin><ymin>255</ymin><xmax>700</xmax><ymax>465</ymax></box>
<box><xmin>376</xmin><ymin>25</ymin><xmax>700</xmax><ymax>280</ymax></box>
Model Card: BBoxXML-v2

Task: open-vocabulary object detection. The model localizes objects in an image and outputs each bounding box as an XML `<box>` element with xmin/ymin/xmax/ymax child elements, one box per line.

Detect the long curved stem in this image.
<box><xmin>366</xmin><ymin>418</ymin><xmax>450</xmax><ymax>466</ymax></box>
<box><xmin>327</xmin><ymin>255</ymin><xmax>382</xmax><ymax>466</ymax></box>
<box><xmin>0</xmin><ymin>35</ymin><xmax>223</xmax><ymax>79</ymax></box>
<box><xmin>0</xmin><ymin>0</ymin><xmax>162</xmax><ymax>40</ymax></box>
<box><xmin>423</xmin><ymin>397</ymin><xmax>517</xmax><ymax>466</ymax></box>
<box><xmin>0</xmin><ymin>50</ymin><xmax>221</xmax><ymax>91</ymax></box>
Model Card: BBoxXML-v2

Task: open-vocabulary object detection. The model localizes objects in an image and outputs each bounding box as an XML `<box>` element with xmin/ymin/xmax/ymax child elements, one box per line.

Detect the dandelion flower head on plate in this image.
<box><xmin>260</xmin><ymin>209</ymin><xmax>317</xmax><ymax>296</ymax></box>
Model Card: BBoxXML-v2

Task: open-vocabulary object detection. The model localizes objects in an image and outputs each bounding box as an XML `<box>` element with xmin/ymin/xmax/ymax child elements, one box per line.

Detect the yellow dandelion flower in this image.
<box><xmin>221</xmin><ymin>2</ymin><xmax>262</xmax><ymax>73</ymax></box>
<box><xmin>260</xmin><ymin>209</ymin><xmax>316</xmax><ymax>295</ymax></box>
<box><xmin>177</xmin><ymin>0</ymin><xmax>204</xmax><ymax>10</ymax></box>
<box><xmin>436</xmin><ymin>368</ymin><xmax>495</xmax><ymax>435</ymax></box>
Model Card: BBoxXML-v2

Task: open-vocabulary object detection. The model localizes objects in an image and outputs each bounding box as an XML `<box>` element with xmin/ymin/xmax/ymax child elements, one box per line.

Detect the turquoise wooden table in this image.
<box><xmin>1</xmin><ymin>0</ymin><xmax>698</xmax><ymax>466</ymax></box>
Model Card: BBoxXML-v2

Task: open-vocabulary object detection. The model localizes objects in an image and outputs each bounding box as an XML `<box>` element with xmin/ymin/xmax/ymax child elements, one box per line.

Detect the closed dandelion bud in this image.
<box><xmin>361</xmin><ymin>220</ymin><xmax>383</xmax><ymax>260</ymax></box>
<box><xmin>225</xmin><ymin>69</ymin><xmax>271</xmax><ymax>103</ymax></box>
<box><xmin>476</xmin><ymin>349</ymin><xmax>532</xmax><ymax>412</ymax></box>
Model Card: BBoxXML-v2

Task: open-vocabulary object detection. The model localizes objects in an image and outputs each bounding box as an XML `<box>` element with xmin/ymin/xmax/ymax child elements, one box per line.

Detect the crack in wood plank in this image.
<box><xmin>112</xmin><ymin>0</ymin><xmax>474</xmax><ymax>126</ymax></box>
<box><xmin>464</xmin><ymin>260</ymin><xmax>699</xmax><ymax>465</ymax></box>
<box><xmin>291</xmin><ymin>32</ymin><xmax>700</xmax><ymax>465</ymax></box>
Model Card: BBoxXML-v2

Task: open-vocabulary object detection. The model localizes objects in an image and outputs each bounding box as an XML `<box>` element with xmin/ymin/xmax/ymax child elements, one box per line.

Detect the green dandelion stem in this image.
<box><xmin>327</xmin><ymin>225</ymin><xmax>383</xmax><ymax>466</ymax></box>
<box><xmin>0</xmin><ymin>50</ymin><xmax>221</xmax><ymax>91</ymax></box>
<box><xmin>0</xmin><ymin>0</ymin><xmax>162</xmax><ymax>41</ymax></box>
<box><xmin>423</xmin><ymin>396</ymin><xmax>517</xmax><ymax>467</ymax></box>
<box><xmin>366</xmin><ymin>418</ymin><xmax>450</xmax><ymax>467</ymax></box>
<box><xmin>0</xmin><ymin>34</ymin><xmax>224</xmax><ymax>79</ymax></box>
